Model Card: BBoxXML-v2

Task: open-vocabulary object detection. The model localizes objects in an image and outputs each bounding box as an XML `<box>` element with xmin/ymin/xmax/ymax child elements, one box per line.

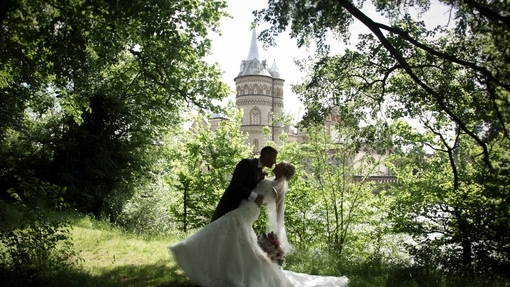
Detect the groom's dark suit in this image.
<box><xmin>211</xmin><ymin>157</ymin><xmax>263</xmax><ymax>222</ymax></box>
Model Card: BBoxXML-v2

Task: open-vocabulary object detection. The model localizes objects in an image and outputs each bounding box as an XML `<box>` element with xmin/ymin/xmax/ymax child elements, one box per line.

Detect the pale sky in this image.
<box><xmin>205</xmin><ymin>0</ymin><xmax>329</xmax><ymax>119</ymax></box>
<box><xmin>206</xmin><ymin>0</ymin><xmax>451</xmax><ymax>120</ymax></box>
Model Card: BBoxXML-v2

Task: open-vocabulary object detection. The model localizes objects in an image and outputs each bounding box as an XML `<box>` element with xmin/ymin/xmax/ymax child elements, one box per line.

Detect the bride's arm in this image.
<box><xmin>249</xmin><ymin>180</ymin><xmax>276</xmax><ymax>208</ymax></box>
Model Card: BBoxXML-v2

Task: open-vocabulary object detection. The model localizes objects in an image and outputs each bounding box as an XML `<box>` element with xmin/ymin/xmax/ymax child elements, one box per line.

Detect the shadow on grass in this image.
<box><xmin>344</xmin><ymin>260</ymin><xmax>510</xmax><ymax>287</ymax></box>
<box><xmin>12</xmin><ymin>261</ymin><xmax>198</xmax><ymax>287</ymax></box>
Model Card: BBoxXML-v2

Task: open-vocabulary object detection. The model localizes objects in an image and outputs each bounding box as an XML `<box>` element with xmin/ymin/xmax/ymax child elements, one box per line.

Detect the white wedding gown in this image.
<box><xmin>169</xmin><ymin>179</ymin><xmax>349</xmax><ymax>287</ymax></box>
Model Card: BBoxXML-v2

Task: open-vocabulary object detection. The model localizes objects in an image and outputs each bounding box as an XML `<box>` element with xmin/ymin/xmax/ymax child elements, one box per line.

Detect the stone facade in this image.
<box><xmin>233</xmin><ymin>29</ymin><xmax>290</xmax><ymax>152</ymax></box>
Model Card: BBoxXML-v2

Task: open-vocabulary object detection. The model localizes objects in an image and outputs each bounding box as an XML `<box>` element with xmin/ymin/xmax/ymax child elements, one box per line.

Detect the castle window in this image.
<box><xmin>253</xmin><ymin>139</ymin><xmax>259</xmax><ymax>152</ymax></box>
<box><xmin>250</xmin><ymin>107</ymin><xmax>261</xmax><ymax>125</ymax></box>
<box><xmin>245</xmin><ymin>88</ymin><xmax>248</xmax><ymax>95</ymax></box>
<box><xmin>254</xmin><ymin>88</ymin><xmax>258</xmax><ymax>94</ymax></box>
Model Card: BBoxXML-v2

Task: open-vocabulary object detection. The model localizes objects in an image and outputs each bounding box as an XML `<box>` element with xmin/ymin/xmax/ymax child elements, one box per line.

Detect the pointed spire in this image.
<box><xmin>247</xmin><ymin>29</ymin><xmax>260</xmax><ymax>60</ymax></box>
<box><xmin>271</xmin><ymin>60</ymin><xmax>280</xmax><ymax>73</ymax></box>
<box><xmin>270</xmin><ymin>59</ymin><xmax>281</xmax><ymax>78</ymax></box>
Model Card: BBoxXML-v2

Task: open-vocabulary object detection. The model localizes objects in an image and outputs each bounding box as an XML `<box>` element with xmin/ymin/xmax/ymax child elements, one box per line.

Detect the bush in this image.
<box><xmin>0</xmin><ymin>177</ymin><xmax>81</xmax><ymax>286</ymax></box>
<box><xmin>115</xmin><ymin>179</ymin><xmax>177</xmax><ymax>236</ymax></box>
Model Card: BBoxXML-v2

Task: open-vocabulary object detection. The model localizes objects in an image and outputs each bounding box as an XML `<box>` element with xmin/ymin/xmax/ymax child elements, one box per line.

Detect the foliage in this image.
<box><xmin>164</xmin><ymin>104</ymin><xmax>252</xmax><ymax>231</ymax></box>
<box><xmin>0</xmin><ymin>0</ymin><xmax>231</xmax><ymax>219</ymax></box>
<box><xmin>253</xmin><ymin>0</ymin><xmax>510</xmax><ymax>276</ymax></box>
<box><xmin>12</xmin><ymin>210</ymin><xmax>505</xmax><ymax>287</ymax></box>
<box><xmin>387</xmin><ymin>129</ymin><xmax>510</xmax><ymax>276</ymax></box>
<box><xmin>115</xmin><ymin>177</ymin><xmax>176</xmax><ymax>236</ymax></box>
<box><xmin>116</xmin><ymin>105</ymin><xmax>252</xmax><ymax>234</ymax></box>
<box><xmin>304</xmin><ymin>124</ymin><xmax>392</xmax><ymax>258</ymax></box>
<box><xmin>254</xmin><ymin>0</ymin><xmax>509</xmax><ymax>166</ymax></box>
<box><xmin>0</xmin><ymin>178</ymin><xmax>80</xmax><ymax>286</ymax></box>
<box><xmin>260</xmin><ymin>124</ymin><xmax>397</xmax><ymax>265</ymax></box>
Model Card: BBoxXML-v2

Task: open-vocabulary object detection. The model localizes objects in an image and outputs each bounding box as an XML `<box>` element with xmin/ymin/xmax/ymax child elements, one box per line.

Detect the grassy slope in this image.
<box><xmin>67</xmin><ymin>216</ymin><xmax>352</xmax><ymax>287</ymax></box>
<box><xmin>59</xmin><ymin>216</ymin><xmax>196</xmax><ymax>287</ymax></box>
<box><xmin>44</xmin><ymin>214</ymin><xmax>510</xmax><ymax>287</ymax></box>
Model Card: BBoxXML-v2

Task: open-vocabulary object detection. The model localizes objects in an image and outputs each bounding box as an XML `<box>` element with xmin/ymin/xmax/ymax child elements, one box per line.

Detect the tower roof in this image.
<box><xmin>269</xmin><ymin>60</ymin><xmax>282</xmax><ymax>79</ymax></box>
<box><xmin>247</xmin><ymin>29</ymin><xmax>260</xmax><ymax>60</ymax></box>
<box><xmin>236</xmin><ymin>29</ymin><xmax>274</xmax><ymax>78</ymax></box>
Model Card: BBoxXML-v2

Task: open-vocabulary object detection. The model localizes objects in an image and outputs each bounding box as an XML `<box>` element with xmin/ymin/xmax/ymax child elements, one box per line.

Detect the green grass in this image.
<box><xmin>3</xmin><ymin>210</ymin><xmax>510</xmax><ymax>287</ymax></box>
<box><xmin>57</xmin><ymin>215</ymin><xmax>196</xmax><ymax>287</ymax></box>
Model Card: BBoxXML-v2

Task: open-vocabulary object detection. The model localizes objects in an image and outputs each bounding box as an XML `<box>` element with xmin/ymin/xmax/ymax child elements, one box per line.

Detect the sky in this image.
<box><xmin>205</xmin><ymin>0</ymin><xmax>451</xmax><ymax>120</ymax></box>
<box><xmin>205</xmin><ymin>0</ymin><xmax>334</xmax><ymax>119</ymax></box>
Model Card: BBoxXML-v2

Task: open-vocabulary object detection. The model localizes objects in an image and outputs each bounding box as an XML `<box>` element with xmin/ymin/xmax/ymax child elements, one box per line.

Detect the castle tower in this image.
<box><xmin>235</xmin><ymin>29</ymin><xmax>285</xmax><ymax>152</ymax></box>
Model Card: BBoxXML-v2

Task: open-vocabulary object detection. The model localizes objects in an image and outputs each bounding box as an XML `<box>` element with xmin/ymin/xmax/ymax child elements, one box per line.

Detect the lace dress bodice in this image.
<box><xmin>236</xmin><ymin>180</ymin><xmax>273</xmax><ymax>225</ymax></box>
<box><xmin>254</xmin><ymin>179</ymin><xmax>277</xmax><ymax>203</ymax></box>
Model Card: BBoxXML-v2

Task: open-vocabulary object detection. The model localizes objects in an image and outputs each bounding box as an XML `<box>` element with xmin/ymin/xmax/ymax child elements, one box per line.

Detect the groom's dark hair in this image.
<box><xmin>260</xmin><ymin>146</ymin><xmax>278</xmax><ymax>155</ymax></box>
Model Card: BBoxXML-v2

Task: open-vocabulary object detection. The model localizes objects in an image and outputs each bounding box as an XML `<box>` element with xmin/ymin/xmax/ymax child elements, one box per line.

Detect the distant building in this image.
<box><xmin>209</xmin><ymin>29</ymin><xmax>307</xmax><ymax>152</ymax></box>
<box><xmin>208</xmin><ymin>30</ymin><xmax>395</xmax><ymax>183</ymax></box>
<box><xmin>208</xmin><ymin>112</ymin><xmax>229</xmax><ymax>133</ymax></box>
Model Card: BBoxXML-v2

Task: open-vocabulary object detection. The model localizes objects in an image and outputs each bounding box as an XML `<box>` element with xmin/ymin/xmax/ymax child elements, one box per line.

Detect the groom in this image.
<box><xmin>210</xmin><ymin>146</ymin><xmax>278</xmax><ymax>222</ymax></box>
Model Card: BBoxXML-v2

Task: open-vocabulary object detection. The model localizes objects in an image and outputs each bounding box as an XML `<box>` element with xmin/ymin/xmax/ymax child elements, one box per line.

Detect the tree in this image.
<box><xmin>388</xmin><ymin>120</ymin><xmax>510</xmax><ymax>275</ymax></box>
<box><xmin>254</xmin><ymin>0</ymin><xmax>509</xmax><ymax>168</ymax></box>
<box><xmin>166</xmin><ymin>104</ymin><xmax>252</xmax><ymax>231</ymax></box>
<box><xmin>0</xmin><ymin>0</ymin><xmax>231</xmax><ymax>218</ymax></box>
<box><xmin>253</xmin><ymin>0</ymin><xmax>510</xmax><ymax>275</ymax></box>
<box><xmin>260</xmin><ymin>122</ymin><xmax>392</xmax><ymax>269</ymax></box>
<box><xmin>305</xmin><ymin>125</ymin><xmax>389</xmax><ymax>257</ymax></box>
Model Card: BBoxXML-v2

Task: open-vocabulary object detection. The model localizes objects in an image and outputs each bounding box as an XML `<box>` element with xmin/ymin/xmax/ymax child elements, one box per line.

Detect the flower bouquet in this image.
<box><xmin>257</xmin><ymin>231</ymin><xmax>285</xmax><ymax>267</ymax></box>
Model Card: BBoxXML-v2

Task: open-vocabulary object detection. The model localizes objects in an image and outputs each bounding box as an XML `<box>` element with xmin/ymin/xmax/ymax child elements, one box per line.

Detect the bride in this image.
<box><xmin>169</xmin><ymin>161</ymin><xmax>349</xmax><ymax>287</ymax></box>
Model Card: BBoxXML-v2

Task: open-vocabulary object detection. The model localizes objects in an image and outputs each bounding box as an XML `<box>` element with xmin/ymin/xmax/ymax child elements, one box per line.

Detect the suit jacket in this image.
<box><xmin>211</xmin><ymin>158</ymin><xmax>262</xmax><ymax>222</ymax></box>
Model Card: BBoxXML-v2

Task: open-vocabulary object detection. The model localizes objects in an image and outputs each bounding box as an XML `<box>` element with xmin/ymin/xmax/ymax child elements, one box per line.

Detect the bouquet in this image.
<box><xmin>257</xmin><ymin>231</ymin><xmax>285</xmax><ymax>267</ymax></box>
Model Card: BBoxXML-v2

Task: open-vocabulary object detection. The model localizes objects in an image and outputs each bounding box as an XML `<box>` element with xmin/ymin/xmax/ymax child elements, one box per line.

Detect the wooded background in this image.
<box><xmin>1</xmin><ymin>0</ymin><xmax>508</xmax><ymax>283</ymax></box>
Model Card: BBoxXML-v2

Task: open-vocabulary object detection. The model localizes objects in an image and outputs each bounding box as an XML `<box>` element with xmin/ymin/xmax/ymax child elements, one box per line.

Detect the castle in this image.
<box><xmin>209</xmin><ymin>29</ymin><xmax>312</xmax><ymax>151</ymax></box>
<box><xmin>208</xmin><ymin>30</ymin><xmax>395</xmax><ymax>182</ymax></box>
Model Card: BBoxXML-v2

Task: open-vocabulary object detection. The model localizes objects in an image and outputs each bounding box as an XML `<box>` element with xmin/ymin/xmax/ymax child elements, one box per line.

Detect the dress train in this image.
<box><xmin>169</xmin><ymin>180</ymin><xmax>349</xmax><ymax>287</ymax></box>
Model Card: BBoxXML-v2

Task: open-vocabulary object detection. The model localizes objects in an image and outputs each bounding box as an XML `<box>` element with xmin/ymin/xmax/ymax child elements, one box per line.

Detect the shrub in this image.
<box><xmin>116</xmin><ymin>179</ymin><xmax>177</xmax><ymax>236</ymax></box>
<box><xmin>0</xmin><ymin>176</ymin><xmax>81</xmax><ymax>286</ymax></box>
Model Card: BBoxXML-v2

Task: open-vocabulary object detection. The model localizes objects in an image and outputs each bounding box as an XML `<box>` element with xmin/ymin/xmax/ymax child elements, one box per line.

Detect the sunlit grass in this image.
<box><xmin>5</xmin><ymin>210</ymin><xmax>508</xmax><ymax>287</ymax></box>
<box><xmin>52</xmin><ymin>214</ymin><xmax>197</xmax><ymax>287</ymax></box>
<box><xmin>72</xmin><ymin>226</ymin><xmax>168</xmax><ymax>272</ymax></box>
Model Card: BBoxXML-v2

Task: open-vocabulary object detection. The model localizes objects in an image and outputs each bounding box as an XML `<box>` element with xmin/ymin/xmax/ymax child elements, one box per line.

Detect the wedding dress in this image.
<box><xmin>169</xmin><ymin>178</ymin><xmax>349</xmax><ymax>287</ymax></box>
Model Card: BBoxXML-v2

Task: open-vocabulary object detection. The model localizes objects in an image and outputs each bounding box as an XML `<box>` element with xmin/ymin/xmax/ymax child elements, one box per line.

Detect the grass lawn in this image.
<box><xmin>53</xmin><ymin>216</ymin><xmax>197</xmax><ymax>287</ymax></box>
<box><xmin>3</xmin><ymin>211</ymin><xmax>509</xmax><ymax>287</ymax></box>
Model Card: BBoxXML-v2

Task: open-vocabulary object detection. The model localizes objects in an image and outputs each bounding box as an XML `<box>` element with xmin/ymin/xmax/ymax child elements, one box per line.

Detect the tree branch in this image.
<box><xmin>486</xmin><ymin>81</ymin><xmax>510</xmax><ymax>139</ymax></box>
<box><xmin>375</xmin><ymin>20</ymin><xmax>510</xmax><ymax>94</ymax></box>
<box><xmin>462</xmin><ymin>0</ymin><xmax>510</xmax><ymax>28</ymax></box>
<box><xmin>337</xmin><ymin>0</ymin><xmax>493</xmax><ymax>169</ymax></box>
